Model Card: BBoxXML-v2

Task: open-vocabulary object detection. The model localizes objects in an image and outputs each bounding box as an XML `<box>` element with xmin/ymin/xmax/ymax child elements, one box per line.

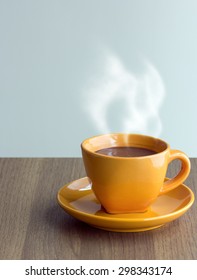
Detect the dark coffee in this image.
<box><xmin>96</xmin><ymin>146</ymin><xmax>157</xmax><ymax>157</ymax></box>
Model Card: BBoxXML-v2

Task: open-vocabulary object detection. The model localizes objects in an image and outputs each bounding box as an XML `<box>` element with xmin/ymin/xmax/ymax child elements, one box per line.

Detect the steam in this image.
<box><xmin>84</xmin><ymin>52</ymin><xmax>165</xmax><ymax>136</ymax></box>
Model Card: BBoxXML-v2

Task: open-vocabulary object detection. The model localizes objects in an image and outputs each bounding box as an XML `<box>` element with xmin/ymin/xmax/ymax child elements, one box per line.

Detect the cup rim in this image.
<box><xmin>81</xmin><ymin>133</ymin><xmax>170</xmax><ymax>159</ymax></box>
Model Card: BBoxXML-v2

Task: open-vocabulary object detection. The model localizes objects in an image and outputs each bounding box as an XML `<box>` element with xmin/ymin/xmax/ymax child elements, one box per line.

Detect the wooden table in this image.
<box><xmin>0</xmin><ymin>158</ymin><xmax>196</xmax><ymax>260</ymax></box>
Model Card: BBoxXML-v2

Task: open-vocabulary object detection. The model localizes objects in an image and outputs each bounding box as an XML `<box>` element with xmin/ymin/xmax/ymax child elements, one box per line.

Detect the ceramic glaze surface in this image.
<box><xmin>57</xmin><ymin>177</ymin><xmax>194</xmax><ymax>232</ymax></box>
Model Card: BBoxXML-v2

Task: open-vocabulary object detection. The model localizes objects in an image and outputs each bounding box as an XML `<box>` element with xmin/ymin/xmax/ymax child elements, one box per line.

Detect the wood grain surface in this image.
<box><xmin>0</xmin><ymin>158</ymin><xmax>196</xmax><ymax>260</ymax></box>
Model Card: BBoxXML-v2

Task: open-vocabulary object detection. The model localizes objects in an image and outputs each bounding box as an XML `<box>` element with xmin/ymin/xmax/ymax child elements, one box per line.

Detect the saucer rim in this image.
<box><xmin>57</xmin><ymin>177</ymin><xmax>195</xmax><ymax>223</ymax></box>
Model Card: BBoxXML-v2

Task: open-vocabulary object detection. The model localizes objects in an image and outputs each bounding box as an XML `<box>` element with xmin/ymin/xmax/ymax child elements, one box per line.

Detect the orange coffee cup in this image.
<box><xmin>81</xmin><ymin>133</ymin><xmax>191</xmax><ymax>214</ymax></box>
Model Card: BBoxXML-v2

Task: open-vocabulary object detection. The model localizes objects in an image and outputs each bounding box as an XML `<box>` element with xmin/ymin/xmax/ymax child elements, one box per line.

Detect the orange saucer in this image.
<box><xmin>57</xmin><ymin>177</ymin><xmax>194</xmax><ymax>232</ymax></box>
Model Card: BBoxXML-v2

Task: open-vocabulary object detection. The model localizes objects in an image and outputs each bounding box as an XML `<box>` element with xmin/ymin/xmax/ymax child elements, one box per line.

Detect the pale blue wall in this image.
<box><xmin>0</xmin><ymin>0</ymin><xmax>196</xmax><ymax>156</ymax></box>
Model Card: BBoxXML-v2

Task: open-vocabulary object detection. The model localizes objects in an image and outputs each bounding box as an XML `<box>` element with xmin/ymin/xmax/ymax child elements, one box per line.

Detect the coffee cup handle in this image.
<box><xmin>160</xmin><ymin>150</ymin><xmax>191</xmax><ymax>195</ymax></box>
